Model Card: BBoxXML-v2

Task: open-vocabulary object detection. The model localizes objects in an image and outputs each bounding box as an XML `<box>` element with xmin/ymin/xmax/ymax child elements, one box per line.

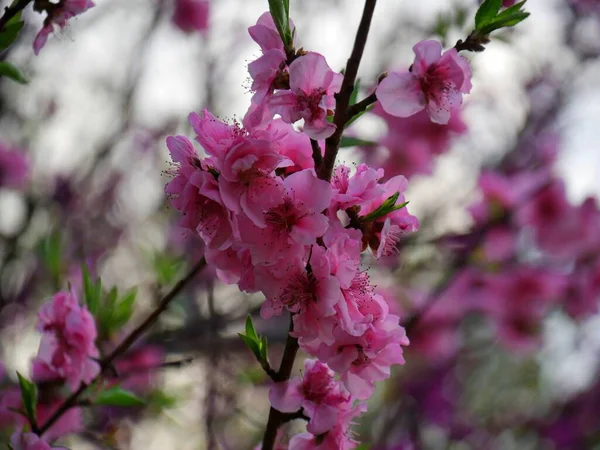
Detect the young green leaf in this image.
<box><xmin>361</xmin><ymin>193</ymin><xmax>409</xmax><ymax>222</ymax></box>
<box><xmin>0</xmin><ymin>62</ymin><xmax>28</xmax><ymax>84</ymax></box>
<box><xmin>244</xmin><ymin>314</ymin><xmax>258</xmax><ymax>340</ymax></box>
<box><xmin>238</xmin><ymin>333</ymin><xmax>261</xmax><ymax>361</ymax></box>
<box><xmin>82</xmin><ymin>265</ymin><xmax>101</xmax><ymax>316</ymax></box>
<box><xmin>111</xmin><ymin>288</ymin><xmax>137</xmax><ymax>329</ymax></box>
<box><xmin>345</xmin><ymin>104</ymin><xmax>375</xmax><ymax>128</ymax></box>
<box><xmin>38</xmin><ymin>233</ymin><xmax>62</xmax><ymax>281</ymax></box>
<box><xmin>93</xmin><ymin>387</ymin><xmax>146</xmax><ymax>407</ymax></box>
<box><xmin>475</xmin><ymin>0</ymin><xmax>502</xmax><ymax>30</ymax></box>
<box><xmin>339</xmin><ymin>136</ymin><xmax>377</xmax><ymax>148</ymax></box>
<box><xmin>268</xmin><ymin>0</ymin><xmax>290</xmax><ymax>48</ymax></box>
<box><xmin>16</xmin><ymin>372</ymin><xmax>37</xmax><ymax>427</ymax></box>
<box><xmin>0</xmin><ymin>14</ymin><xmax>24</xmax><ymax>51</ymax></box>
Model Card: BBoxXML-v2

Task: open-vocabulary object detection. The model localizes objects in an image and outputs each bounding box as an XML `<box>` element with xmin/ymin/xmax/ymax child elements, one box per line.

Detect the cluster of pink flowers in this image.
<box><xmin>243</xmin><ymin>14</ymin><xmax>343</xmax><ymax>139</ymax></box>
<box><xmin>164</xmin><ymin>10</ymin><xmax>423</xmax><ymax>447</ymax></box>
<box><xmin>32</xmin><ymin>0</ymin><xmax>95</xmax><ymax>55</ymax></box>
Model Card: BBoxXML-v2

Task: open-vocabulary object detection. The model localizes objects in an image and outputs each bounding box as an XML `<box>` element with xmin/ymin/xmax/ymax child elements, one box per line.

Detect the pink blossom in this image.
<box><xmin>359</xmin><ymin>175</ymin><xmax>419</xmax><ymax>257</ymax></box>
<box><xmin>376</xmin><ymin>40</ymin><xmax>472</xmax><ymax>124</ymax></box>
<box><xmin>248</xmin><ymin>12</ymin><xmax>293</xmax><ymax>53</ymax></box>
<box><xmin>172</xmin><ymin>0</ymin><xmax>209</xmax><ymax>34</ymax></box>
<box><xmin>316</xmin><ymin>317</ymin><xmax>409</xmax><ymax>400</ymax></box>
<box><xmin>330</xmin><ymin>164</ymin><xmax>385</xmax><ymax>209</ymax></box>
<box><xmin>269</xmin><ymin>359</ymin><xmax>352</xmax><ymax>435</ymax></box>
<box><xmin>288</xmin><ymin>403</ymin><xmax>366</xmax><ymax>450</ymax></box>
<box><xmin>218</xmin><ymin>138</ymin><xmax>290</xmax><ymax>227</ymax></box>
<box><xmin>335</xmin><ymin>271</ymin><xmax>390</xmax><ymax>337</ymax></box>
<box><xmin>270</xmin><ymin>52</ymin><xmax>343</xmax><ymax>140</ymax></box>
<box><xmin>165</xmin><ymin>136</ymin><xmax>235</xmax><ymax>250</ymax></box>
<box><xmin>258</xmin><ymin>245</ymin><xmax>340</xmax><ymax>344</ymax></box>
<box><xmin>238</xmin><ymin>169</ymin><xmax>331</xmax><ymax>265</ymax></box>
<box><xmin>0</xmin><ymin>143</ymin><xmax>29</xmax><ymax>189</ymax></box>
<box><xmin>33</xmin><ymin>0</ymin><xmax>95</xmax><ymax>55</ymax></box>
<box><xmin>322</xmin><ymin>224</ymin><xmax>362</xmax><ymax>290</ymax></box>
<box><xmin>205</xmin><ymin>246</ymin><xmax>257</xmax><ymax>292</ymax></box>
<box><xmin>33</xmin><ymin>291</ymin><xmax>100</xmax><ymax>391</ymax></box>
<box><xmin>502</xmin><ymin>0</ymin><xmax>517</xmax><ymax>6</ymax></box>
<box><xmin>263</xmin><ymin>120</ymin><xmax>315</xmax><ymax>174</ymax></box>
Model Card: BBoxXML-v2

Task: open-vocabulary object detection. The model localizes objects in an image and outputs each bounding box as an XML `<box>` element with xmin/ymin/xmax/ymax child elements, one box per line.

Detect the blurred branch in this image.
<box><xmin>37</xmin><ymin>257</ymin><xmax>207</xmax><ymax>435</ymax></box>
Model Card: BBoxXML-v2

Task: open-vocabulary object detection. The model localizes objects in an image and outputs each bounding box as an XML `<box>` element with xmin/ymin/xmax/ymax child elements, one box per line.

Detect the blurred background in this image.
<box><xmin>1</xmin><ymin>0</ymin><xmax>600</xmax><ymax>448</ymax></box>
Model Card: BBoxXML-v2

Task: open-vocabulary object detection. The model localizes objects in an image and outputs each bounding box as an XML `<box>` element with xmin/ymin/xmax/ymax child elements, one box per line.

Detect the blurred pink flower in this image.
<box><xmin>0</xmin><ymin>143</ymin><xmax>29</xmax><ymax>189</ymax></box>
<box><xmin>172</xmin><ymin>0</ymin><xmax>209</xmax><ymax>34</ymax></box>
<box><xmin>33</xmin><ymin>0</ymin><xmax>95</xmax><ymax>54</ymax></box>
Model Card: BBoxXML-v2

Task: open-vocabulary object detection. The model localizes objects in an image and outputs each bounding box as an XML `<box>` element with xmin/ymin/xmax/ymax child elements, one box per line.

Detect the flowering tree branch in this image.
<box><xmin>36</xmin><ymin>257</ymin><xmax>207</xmax><ymax>435</ymax></box>
<box><xmin>319</xmin><ymin>0</ymin><xmax>377</xmax><ymax>181</ymax></box>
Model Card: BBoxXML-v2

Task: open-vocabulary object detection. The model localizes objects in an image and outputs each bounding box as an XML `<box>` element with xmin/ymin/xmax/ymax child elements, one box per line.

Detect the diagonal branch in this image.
<box><xmin>37</xmin><ymin>257</ymin><xmax>207</xmax><ymax>435</ymax></box>
<box><xmin>319</xmin><ymin>0</ymin><xmax>378</xmax><ymax>182</ymax></box>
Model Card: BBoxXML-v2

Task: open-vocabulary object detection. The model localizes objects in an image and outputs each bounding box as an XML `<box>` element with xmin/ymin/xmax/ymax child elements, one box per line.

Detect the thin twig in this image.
<box><xmin>37</xmin><ymin>257</ymin><xmax>207</xmax><ymax>435</ymax></box>
<box><xmin>319</xmin><ymin>0</ymin><xmax>378</xmax><ymax>182</ymax></box>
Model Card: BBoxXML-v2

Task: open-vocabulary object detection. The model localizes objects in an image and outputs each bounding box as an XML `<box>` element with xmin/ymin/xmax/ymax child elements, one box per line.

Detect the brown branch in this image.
<box><xmin>310</xmin><ymin>139</ymin><xmax>323</xmax><ymax>170</ymax></box>
<box><xmin>319</xmin><ymin>0</ymin><xmax>378</xmax><ymax>182</ymax></box>
<box><xmin>37</xmin><ymin>257</ymin><xmax>207</xmax><ymax>435</ymax></box>
<box><xmin>261</xmin><ymin>317</ymin><xmax>299</xmax><ymax>450</ymax></box>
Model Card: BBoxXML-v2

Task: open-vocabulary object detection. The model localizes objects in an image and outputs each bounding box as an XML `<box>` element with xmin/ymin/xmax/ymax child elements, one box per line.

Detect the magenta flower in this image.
<box><xmin>330</xmin><ymin>164</ymin><xmax>385</xmax><ymax>210</ymax></box>
<box><xmin>172</xmin><ymin>0</ymin><xmax>209</xmax><ymax>34</ymax></box>
<box><xmin>165</xmin><ymin>136</ymin><xmax>235</xmax><ymax>250</ymax></box>
<box><xmin>359</xmin><ymin>175</ymin><xmax>419</xmax><ymax>258</ymax></box>
<box><xmin>33</xmin><ymin>0</ymin><xmax>95</xmax><ymax>55</ymax></box>
<box><xmin>288</xmin><ymin>403</ymin><xmax>366</xmax><ymax>450</ymax></box>
<box><xmin>33</xmin><ymin>291</ymin><xmax>100</xmax><ymax>391</ymax></box>
<box><xmin>269</xmin><ymin>359</ymin><xmax>352</xmax><ymax>435</ymax></box>
<box><xmin>270</xmin><ymin>52</ymin><xmax>343</xmax><ymax>139</ymax></box>
<box><xmin>0</xmin><ymin>144</ymin><xmax>29</xmax><ymax>189</ymax></box>
<box><xmin>317</xmin><ymin>316</ymin><xmax>409</xmax><ymax>400</ymax></box>
<box><xmin>376</xmin><ymin>40</ymin><xmax>472</xmax><ymax>124</ymax></box>
<box><xmin>238</xmin><ymin>169</ymin><xmax>331</xmax><ymax>265</ymax></box>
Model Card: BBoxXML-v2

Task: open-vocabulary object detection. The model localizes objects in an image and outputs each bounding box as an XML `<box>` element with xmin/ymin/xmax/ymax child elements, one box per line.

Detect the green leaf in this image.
<box><xmin>16</xmin><ymin>372</ymin><xmax>37</xmax><ymax>427</ymax></box>
<box><xmin>339</xmin><ymin>136</ymin><xmax>377</xmax><ymax>148</ymax></box>
<box><xmin>345</xmin><ymin>104</ymin><xmax>375</xmax><ymax>128</ymax></box>
<box><xmin>361</xmin><ymin>193</ymin><xmax>409</xmax><ymax>222</ymax></box>
<box><xmin>475</xmin><ymin>0</ymin><xmax>502</xmax><ymax>30</ymax></box>
<box><xmin>244</xmin><ymin>314</ymin><xmax>258</xmax><ymax>340</ymax></box>
<box><xmin>0</xmin><ymin>12</ymin><xmax>24</xmax><ymax>51</ymax></box>
<box><xmin>154</xmin><ymin>253</ymin><xmax>184</xmax><ymax>286</ymax></box>
<box><xmin>82</xmin><ymin>265</ymin><xmax>98</xmax><ymax>315</ymax></box>
<box><xmin>479</xmin><ymin>11</ymin><xmax>529</xmax><ymax>34</ymax></box>
<box><xmin>268</xmin><ymin>0</ymin><xmax>291</xmax><ymax>48</ymax></box>
<box><xmin>238</xmin><ymin>333</ymin><xmax>261</xmax><ymax>360</ymax></box>
<box><xmin>355</xmin><ymin>444</ymin><xmax>371</xmax><ymax>450</ymax></box>
<box><xmin>94</xmin><ymin>387</ymin><xmax>146</xmax><ymax>407</ymax></box>
<box><xmin>39</xmin><ymin>233</ymin><xmax>62</xmax><ymax>281</ymax></box>
<box><xmin>0</xmin><ymin>61</ymin><xmax>28</xmax><ymax>84</ymax></box>
<box><xmin>111</xmin><ymin>288</ymin><xmax>136</xmax><ymax>329</ymax></box>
